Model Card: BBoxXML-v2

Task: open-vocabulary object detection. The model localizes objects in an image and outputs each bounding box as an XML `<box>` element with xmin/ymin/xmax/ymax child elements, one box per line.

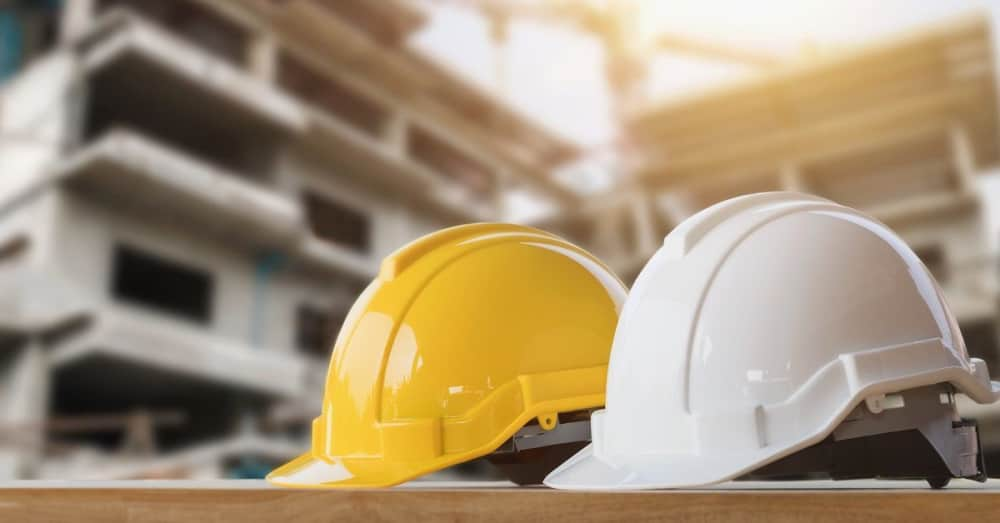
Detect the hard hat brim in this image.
<box><xmin>266</xmin><ymin>452</ymin><xmax>432</xmax><ymax>489</ymax></box>
<box><xmin>545</xmin><ymin>376</ymin><xmax>1000</xmax><ymax>490</ymax></box>
<box><xmin>542</xmin><ymin>443</ymin><xmax>761</xmax><ymax>490</ymax></box>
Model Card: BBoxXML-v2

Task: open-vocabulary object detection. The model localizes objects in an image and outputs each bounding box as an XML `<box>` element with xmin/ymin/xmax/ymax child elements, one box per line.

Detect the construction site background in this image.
<box><xmin>2</xmin><ymin>0</ymin><xmax>1000</xmax><ymax>481</ymax></box>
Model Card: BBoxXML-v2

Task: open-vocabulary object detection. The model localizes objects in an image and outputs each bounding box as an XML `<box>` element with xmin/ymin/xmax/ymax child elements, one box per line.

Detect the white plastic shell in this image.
<box><xmin>545</xmin><ymin>192</ymin><xmax>1000</xmax><ymax>490</ymax></box>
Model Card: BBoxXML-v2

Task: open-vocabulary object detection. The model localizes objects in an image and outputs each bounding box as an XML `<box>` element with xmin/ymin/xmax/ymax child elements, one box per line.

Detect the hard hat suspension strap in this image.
<box><xmin>740</xmin><ymin>384</ymin><xmax>986</xmax><ymax>488</ymax></box>
<box><xmin>487</xmin><ymin>410</ymin><xmax>594</xmax><ymax>485</ymax></box>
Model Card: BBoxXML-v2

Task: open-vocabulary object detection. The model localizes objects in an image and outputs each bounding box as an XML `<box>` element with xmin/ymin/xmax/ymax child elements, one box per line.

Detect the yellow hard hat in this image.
<box><xmin>267</xmin><ymin>223</ymin><xmax>626</xmax><ymax>488</ymax></box>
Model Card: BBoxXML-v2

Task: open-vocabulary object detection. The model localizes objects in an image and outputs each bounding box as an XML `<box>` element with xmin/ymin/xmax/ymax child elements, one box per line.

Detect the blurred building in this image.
<box><xmin>543</xmin><ymin>13</ymin><xmax>1000</xmax><ymax>448</ymax></box>
<box><xmin>0</xmin><ymin>0</ymin><xmax>578</xmax><ymax>479</ymax></box>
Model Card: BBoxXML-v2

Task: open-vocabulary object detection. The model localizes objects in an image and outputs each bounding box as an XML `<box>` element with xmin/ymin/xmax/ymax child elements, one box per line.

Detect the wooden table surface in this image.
<box><xmin>3</xmin><ymin>479</ymin><xmax>1000</xmax><ymax>522</ymax></box>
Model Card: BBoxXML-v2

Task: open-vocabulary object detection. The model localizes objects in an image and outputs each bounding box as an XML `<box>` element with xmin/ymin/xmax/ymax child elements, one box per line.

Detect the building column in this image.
<box><xmin>488</xmin><ymin>168</ymin><xmax>512</xmax><ymax>220</ymax></box>
<box><xmin>780</xmin><ymin>164</ymin><xmax>806</xmax><ymax>193</ymax></box>
<box><xmin>592</xmin><ymin>197</ymin><xmax>629</xmax><ymax>270</ymax></box>
<box><xmin>0</xmin><ymin>340</ymin><xmax>49</xmax><ymax>479</ymax></box>
<box><xmin>949</xmin><ymin>125</ymin><xmax>978</xmax><ymax>192</ymax></box>
<box><xmin>248</xmin><ymin>32</ymin><xmax>278</xmax><ymax>84</ymax></box>
<box><xmin>59</xmin><ymin>0</ymin><xmax>96</xmax><ymax>44</ymax></box>
<box><xmin>382</xmin><ymin>112</ymin><xmax>409</xmax><ymax>158</ymax></box>
<box><xmin>627</xmin><ymin>187</ymin><xmax>658</xmax><ymax>259</ymax></box>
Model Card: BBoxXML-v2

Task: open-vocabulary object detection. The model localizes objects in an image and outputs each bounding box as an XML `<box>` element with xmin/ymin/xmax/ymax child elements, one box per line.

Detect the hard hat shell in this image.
<box><xmin>268</xmin><ymin>223</ymin><xmax>626</xmax><ymax>488</ymax></box>
<box><xmin>545</xmin><ymin>192</ymin><xmax>1000</xmax><ymax>490</ymax></box>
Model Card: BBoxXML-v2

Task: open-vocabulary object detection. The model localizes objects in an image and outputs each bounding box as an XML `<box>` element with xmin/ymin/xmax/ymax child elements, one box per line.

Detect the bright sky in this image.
<box><xmin>411</xmin><ymin>1</ymin><xmax>1000</xmax><ymax>230</ymax></box>
<box><xmin>412</xmin><ymin>0</ymin><xmax>1000</xmax><ymax>146</ymax></box>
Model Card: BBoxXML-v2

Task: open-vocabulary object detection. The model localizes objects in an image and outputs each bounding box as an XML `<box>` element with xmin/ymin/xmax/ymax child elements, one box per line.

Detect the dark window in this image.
<box><xmin>409</xmin><ymin>127</ymin><xmax>495</xmax><ymax>200</ymax></box>
<box><xmin>98</xmin><ymin>0</ymin><xmax>248</xmax><ymax>67</ymax></box>
<box><xmin>0</xmin><ymin>235</ymin><xmax>29</xmax><ymax>263</ymax></box>
<box><xmin>295</xmin><ymin>304</ymin><xmax>342</xmax><ymax>357</ymax></box>
<box><xmin>913</xmin><ymin>245</ymin><xmax>948</xmax><ymax>284</ymax></box>
<box><xmin>111</xmin><ymin>245</ymin><xmax>213</xmax><ymax>323</ymax></box>
<box><xmin>304</xmin><ymin>192</ymin><xmax>371</xmax><ymax>253</ymax></box>
<box><xmin>308</xmin><ymin>1</ymin><xmax>414</xmax><ymax>47</ymax></box>
<box><xmin>82</xmin><ymin>0</ymin><xmax>280</xmax><ymax>181</ymax></box>
<box><xmin>83</xmin><ymin>64</ymin><xmax>281</xmax><ymax>179</ymax></box>
<box><xmin>277</xmin><ymin>53</ymin><xmax>387</xmax><ymax>136</ymax></box>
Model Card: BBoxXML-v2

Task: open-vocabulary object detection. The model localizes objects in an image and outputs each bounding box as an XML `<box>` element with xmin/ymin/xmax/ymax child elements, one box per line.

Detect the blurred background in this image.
<box><xmin>2</xmin><ymin>0</ymin><xmax>1000</xmax><ymax>481</ymax></box>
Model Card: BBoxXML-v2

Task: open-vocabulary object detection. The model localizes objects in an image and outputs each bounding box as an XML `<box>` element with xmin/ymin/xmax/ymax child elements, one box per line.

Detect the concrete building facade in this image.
<box><xmin>0</xmin><ymin>0</ymin><xmax>577</xmax><ymax>479</ymax></box>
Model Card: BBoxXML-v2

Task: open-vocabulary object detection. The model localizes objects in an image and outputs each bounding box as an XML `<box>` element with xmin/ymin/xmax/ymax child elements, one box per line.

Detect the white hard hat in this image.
<box><xmin>545</xmin><ymin>192</ymin><xmax>1000</xmax><ymax>490</ymax></box>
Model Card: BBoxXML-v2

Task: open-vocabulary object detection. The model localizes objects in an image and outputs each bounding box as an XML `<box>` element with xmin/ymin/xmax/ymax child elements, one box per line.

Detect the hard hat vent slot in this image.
<box><xmin>939</xmin><ymin>392</ymin><xmax>954</xmax><ymax>405</ymax></box>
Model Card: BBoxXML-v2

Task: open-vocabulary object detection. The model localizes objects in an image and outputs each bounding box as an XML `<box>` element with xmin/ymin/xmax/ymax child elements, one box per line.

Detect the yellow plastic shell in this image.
<box><xmin>267</xmin><ymin>223</ymin><xmax>625</xmax><ymax>488</ymax></box>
